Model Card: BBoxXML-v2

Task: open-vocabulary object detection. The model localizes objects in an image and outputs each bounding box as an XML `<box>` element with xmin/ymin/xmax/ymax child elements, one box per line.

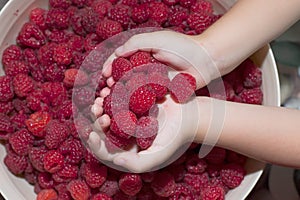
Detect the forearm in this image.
<box><xmin>196</xmin><ymin>97</ymin><xmax>300</xmax><ymax>168</ymax></box>
<box><xmin>193</xmin><ymin>0</ymin><xmax>300</xmax><ymax>76</ymax></box>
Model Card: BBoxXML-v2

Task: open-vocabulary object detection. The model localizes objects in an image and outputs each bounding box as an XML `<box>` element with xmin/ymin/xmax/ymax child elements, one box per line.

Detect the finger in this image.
<box><xmin>87</xmin><ymin>132</ymin><xmax>115</xmax><ymax>161</ymax></box>
<box><xmin>102</xmin><ymin>53</ymin><xmax>116</xmax><ymax>78</ymax></box>
<box><xmin>93</xmin><ymin>114</ymin><xmax>111</xmax><ymax>132</ymax></box>
<box><xmin>106</xmin><ymin>77</ymin><xmax>115</xmax><ymax>88</ymax></box>
<box><xmin>91</xmin><ymin>104</ymin><xmax>103</xmax><ymax>118</ymax></box>
<box><xmin>100</xmin><ymin>87</ymin><xmax>111</xmax><ymax>98</ymax></box>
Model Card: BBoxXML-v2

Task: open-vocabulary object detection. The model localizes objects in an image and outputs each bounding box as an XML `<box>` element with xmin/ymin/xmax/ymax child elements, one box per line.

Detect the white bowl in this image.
<box><xmin>0</xmin><ymin>0</ymin><xmax>280</xmax><ymax>199</ymax></box>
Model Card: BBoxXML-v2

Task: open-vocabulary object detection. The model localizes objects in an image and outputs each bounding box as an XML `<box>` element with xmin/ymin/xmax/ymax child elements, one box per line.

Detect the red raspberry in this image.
<box><xmin>120</xmin><ymin>0</ymin><xmax>138</xmax><ymax>6</ymax></box>
<box><xmin>96</xmin><ymin>19</ymin><xmax>123</xmax><ymax>40</ymax></box>
<box><xmin>67</xmin><ymin>179</ymin><xmax>91</xmax><ymax>200</ymax></box>
<box><xmin>0</xmin><ymin>101</ymin><xmax>14</xmax><ymax>115</ymax></box>
<box><xmin>125</xmin><ymin>72</ymin><xmax>148</xmax><ymax>92</ymax></box>
<box><xmin>108</xmin><ymin>4</ymin><xmax>131</xmax><ymax>28</ymax></box>
<box><xmin>59</xmin><ymin>137</ymin><xmax>84</xmax><ymax>164</ymax></box>
<box><xmin>54</xmin><ymin>164</ymin><xmax>78</xmax><ymax>182</ymax></box>
<box><xmin>30</xmin><ymin>8</ymin><xmax>48</xmax><ymax>30</ymax></box>
<box><xmin>0</xmin><ymin>76</ymin><xmax>14</xmax><ymax>102</ymax></box>
<box><xmin>220</xmin><ymin>163</ymin><xmax>245</xmax><ymax>189</ymax></box>
<box><xmin>49</xmin><ymin>0</ymin><xmax>72</xmax><ymax>9</ymax></box>
<box><xmin>45</xmin><ymin>120</ymin><xmax>70</xmax><ymax>149</ymax></box>
<box><xmin>110</xmin><ymin>110</ymin><xmax>137</xmax><ymax>139</ymax></box>
<box><xmin>29</xmin><ymin>146</ymin><xmax>48</xmax><ymax>172</ymax></box>
<box><xmin>129</xmin><ymin>51</ymin><xmax>151</xmax><ymax>68</ymax></box>
<box><xmin>242</xmin><ymin>59</ymin><xmax>262</xmax><ymax>88</ymax></box>
<box><xmin>81</xmin><ymin>162</ymin><xmax>107</xmax><ymax>188</ymax></box>
<box><xmin>136</xmin><ymin>116</ymin><xmax>158</xmax><ymax>149</ymax></box>
<box><xmin>4</xmin><ymin>151</ymin><xmax>28</xmax><ymax>175</ymax></box>
<box><xmin>131</xmin><ymin>4</ymin><xmax>150</xmax><ymax>23</ymax></box>
<box><xmin>179</xmin><ymin>0</ymin><xmax>196</xmax><ymax>8</ymax></box>
<box><xmin>185</xmin><ymin>154</ymin><xmax>207</xmax><ymax>173</ymax></box>
<box><xmin>208</xmin><ymin>80</ymin><xmax>235</xmax><ymax>101</ymax></box>
<box><xmin>38</xmin><ymin>172</ymin><xmax>54</xmax><ymax>189</ymax></box>
<box><xmin>41</xmin><ymin>82</ymin><xmax>68</xmax><ymax>107</ymax></box>
<box><xmin>119</xmin><ymin>173</ymin><xmax>143</xmax><ymax>196</ymax></box>
<box><xmin>0</xmin><ymin>113</ymin><xmax>14</xmax><ymax>139</ymax></box>
<box><xmin>37</xmin><ymin>189</ymin><xmax>58</xmax><ymax>200</ymax></box>
<box><xmin>103</xmin><ymin>91</ymin><xmax>128</xmax><ymax>118</ymax></box>
<box><xmin>68</xmin><ymin>34</ymin><xmax>84</xmax><ymax>52</ymax></box>
<box><xmin>5</xmin><ymin>60</ymin><xmax>29</xmax><ymax>77</ymax></box>
<box><xmin>70</xmin><ymin>9</ymin><xmax>87</xmax><ymax>36</ymax></box>
<box><xmin>26</xmin><ymin>111</ymin><xmax>51</xmax><ymax>137</ymax></box>
<box><xmin>112</xmin><ymin>57</ymin><xmax>133</xmax><ymax>81</ymax></box>
<box><xmin>167</xmin><ymin>164</ymin><xmax>186</xmax><ymax>182</ymax></box>
<box><xmin>91</xmin><ymin>193</ymin><xmax>113</xmax><ymax>200</ymax></box>
<box><xmin>163</xmin><ymin>0</ymin><xmax>179</xmax><ymax>6</ymax></box>
<box><xmin>9</xmin><ymin>129</ymin><xmax>34</xmax><ymax>156</ymax></box>
<box><xmin>191</xmin><ymin>0</ymin><xmax>213</xmax><ymax>14</ymax></box>
<box><xmin>46</xmin><ymin>8</ymin><xmax>70</xmax><ymax>30</ymax></box>
<box><xmin>72</xmin><ymin>0</ymin><xmax>87</xmax><ymax>7</ymax></box>
<box><xmin>84</xmin><ymin>33</ymin><xmax>102</xmax><ymax>51</ymax></box>
<box><xmin>149</xmin><ymin>2</ymin><xmax>169</xmax><ymax>25</ymax></box>
<box><xmin>17</xmin><ymin>22</ymin><xmax>46</xmax><ymax>48</ymax></box>
<box><xmin>92</xmin><ymin>0</ymin><xmax>113</xmax><ymax>17</ymax></box>
<box><xmin>13</xmin><ymin>74</ymin><xmax>35</xmax><ymax>98</ymax></box>
<box><xmin>226</xmin><ymin>150</ymin><xmax>247</xmax><ymax>165</ymax></box>
<box><xmin>26</xmin><ymin>89</ymin><xmax>49</xmax><ymax>111</ymax></box>
<box><xmin>53</xmin><ymin>43</ymin><xmax>73</xmax><ymax>65</ymax></box>
<box><xmin>43</xmin><ymin>150</ymin><xmax>64</xmax><ymax>173</ymax></box>
<box><xmin>140</xmin><ymin>171</ymin><xmax>156</xmax><ymax>183</ymax></box>
<box><xmin>72</xmin><ymin>87</ymin><xmax>95</xmax><ymax>107</ymax></box>
<box><xmin>113</xmin><ymin>191</ymin><xmax>135</xmax><ymax>200</ymax></box>
<box><xmin>200</xmin><ymin>185</ymin><xmax>225</xmax><ymax>200</ymax></box>
<box><xmin>55</xmin><ymin>183</ymin><xmax>72</xmax><ymax>200</ymax></box>
<box><xmin>37</xmin><ymin>42</ymin><xmax>56</xmax><ymax>66</ymax></box>
<box><xmin>169</xmin><ymin>183</ymin><xmax>195</xmax><ymax>200</ymax></box>
<box><xmin>205</xmin><ymin>147</ymin><xmax>226</xmax><ymax>165</ymax></box>
<box><xmin>169</xmin><ymin>10</ymin><xmax>188</xmax><ymax>26</ymax></box>
<box><xmin>187</xmin><ymin>12</ymin><xmax>212</xmax><ymax>33</ymax></box>
<box><xmin>105</xmin><ymin>131</ymin><xmax>134</xmax><ymax>152</ymax></box>
<box><xmin>239</xmin><ymin>87</ymin><xmax>263</xmax><ymax>105</ymax></box>
<box><xmin>81</xmin><ymin>7</ymin><xmax>100</xmax><ymax>33</ymax></box>
<box><xmin>151</xmin><ymin>171</ymin><xmax>176</xmax><ymax>197</ymax></box>
<box><xmin>44</xmin><ymin>63</ymin><xmax>66</xmax><ymax>82</ymax></box>
<box><xmin>147</xmin><ymin>72</ymin><xmax>170</xmax><ymax>100</ymax></box>
<box><xmin>2</xmin><ymin>45</ymin><xmax>23</xmax><ymax>67</ymax></box>
<box><xmin>184</xmin><ymin>172</ymin><xmax>209</xmax><ymax>194</ymax></box>
<box><xmin>11</xmin><ymin>112</ymin><xmax>27</xmax><ymax>130</ymax></box>
<box><xmin>99</xmin><ymin>176</ymin><xmax>119</xmax><ymax>197</ymax></box>
<box><xmin>64</xmin><ymin>69</ymin><xmax>89</xmax><ymax>87</ymax></box>
<box><xmin>169</xmin><ymin>72</ymin><xmax>196</xmax><ymax>103</ymax></box>
<box><xmin>129</xmin><ymin>85</ymin><xmax>156</xmax><ymax>115</ymax></box>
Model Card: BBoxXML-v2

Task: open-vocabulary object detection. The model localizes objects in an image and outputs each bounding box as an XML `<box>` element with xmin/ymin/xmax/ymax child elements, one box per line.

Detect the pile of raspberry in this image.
<box><xmin>0</xmin><ymin>0</ymin><xmax>263</xmax><ymax>199</ymax></box>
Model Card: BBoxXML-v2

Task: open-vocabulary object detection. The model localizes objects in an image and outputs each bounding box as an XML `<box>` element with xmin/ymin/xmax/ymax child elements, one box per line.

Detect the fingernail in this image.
<box><xmin>115</xmin><ymin>158</ymin><xmax>126</xmax><ymax>166</ymax></box>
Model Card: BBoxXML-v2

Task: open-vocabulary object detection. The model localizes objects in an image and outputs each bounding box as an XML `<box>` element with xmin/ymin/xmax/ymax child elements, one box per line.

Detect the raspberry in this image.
<box><xmin>242</xmin><ymin>59</ymin><xmax>262</xmax><ymax>88</ymax></box>
<box><xmin>92</xmin><ymin>0</ymin><xmax>113</xmax><ymax>17</ymax></box>
<box><xmin>183</xmin><ymin>172</ymin><xmax>209</xmax><ymax>194</ymax></box>
<box><xmin>72</xmin><ymin>87</ymin><xmax>95</xmax><ymax>107</ymax></box>
<box><xmin>43</xmin><ymin>150</ymin><xmax>65</xmax><ymax>173</ymax></box>
<box><xmin>112</xmin><ymin>57</ymin><xmax>133</xmax><ymax>81</ymax></box>
<box><xmin>0</xmin><ymin>76</ymin><xmax>14</xmax><ymax>102</ymax></box>
<box><xmin>55</xmin><ymin>164</ymin><xmax>79</xmax><ymax>181</ymax></box>
<box><xmin>11</xmin><ymin>112</ymin><xmax>27</xmax><ymax>130</ymax></box>
<box><xmin>70</xmin><ymin>10</ymin><xmax>87</xmax><ymax>36</ymax></box>
<box><xmin>179</xmin><ymin>0</ymin><xmax>196</xmax><ymax>8</ymax></box>
<box><xmin>45</xmin><ymin>120</ymin><xmax>70</xmax><ymax>149</ymax></box>
<box><xmin>119</xmin><ymin>173</ymin><xmax>143</xmax><ymax>196</ymax></box>
<box><xmin>187</xmin><ymin>12</ymin><xmax>212</xmax><ymax>33</ymax></box>
<box><xmin>226</xmin><ymin>150</ymin><xmax>247</xmax><ymax>165</ymax></box>
<box><xmin>208</xmin><ymin>80</ymin><xmax>235</xmax><ymax>101</ymax></box>
<box><xmin>49</xmin><ymin>0</ymin><xmax>72</xmax><ymax>9</ymax></box>
<box><xmin>81</xmin><ymin>162</ymin><xmax>108</xmax><ymax>188</ymax></box>
<box><xmin>113</xmin><ymin>191</ymin><xmax>135</xmax><ymax>200</ymax></box>
<box><xmin>67</xmin><ymin>179</ymin><xmax>91</xmax><ymax>200</ymax></box>
<box><xmin>147</xmin><ymin>72</ymin><xmax>170</xmax><ymax>99</ymax></box>
<box><xmin>37</xmin><ymin>42</ymin><xmax>56</xmax><ymax>66</ymax></box>
<box><xmin>200</xmin><ymin>185</ymin><xmax>225</xmax><ymax>200</ymax></box>
<box><xmin>220</xmin><ymin>163</ymin><xmax>245</xmax><ymax>189</ymax></box>
<box><xmin>120</xmin><ymin>0</ymin><xmax>138</xmax><ymax>6</ymax></box>
<box><xmin>4</xmin><ymin>151</ymin><xmax>28</xmax><ymax>175</ymax></box>
<box><xmin>17</xmin><ymin>22</ymin><xmax>46</xmax><ymax>48</ymax></box>
<box><xmin>169</xmin><ymin>183</ymin><xmax>195</xmax><ymax>200</ymax></box>
<box><xmin>103</xmin><ymin>92</ymin><xmax>128</xmax><ymax>118</ymax></box>
<box><xmin>2</xmin><ymin>45</ymin><xmax>23</xmax><ymax>67</ymax></box>
<box><xmin>149</xmin><ymin>2</ymin><xmax>169</xmax><ymax>25</ymax></box>
<box><xmin>125</xmin><ymin>72</ymin><xmax>147</xmax><ymax>92</ymax></box>
<box><xmin>167</xmin><ymin>164</ymin><xmax>186</xmax><ymax>182</ymax></box>
<box><xmin>59</xmin><ymin>137</ymin><xmax>84</xmax><ymax>164</ymax></box>
<box><xmin>129</xmin><ymin>85</ymin><xmax>156</xmax><ymax>115</ymax></box>
<box><xmin>151</xmin><ymin>171</ymin><xmax>176</xmax><ymax>197</ymax></box>
<box><xmin>205</xmin><ymin>147</ymin><xmax>226</xmax><ymax>165</ymax></box>
<box><xmin>9</xmin><ymin>129</ymin><xmax>34</xmax><ymax>156</ymax></box>
<box><xmin>37</xmin><ymin>189</ymin><xmax>58</xmax><ymax>200</ymax></box>
<box><xmin>5</xmin><ymin>60</ymin><xmax>30</xmax><ymax>76</ymax></box>
<box><xmin>136</xmin><ymin>116</ymin><xmax>158</xmax><ymax>150</ymax></box>
<box><xmin>84</xmin><ymin>33</ymin><xmax>102</xmax><ymax>51</ymax></box>
<box><xmin>169</xmin><ymin>10</ymin><xmax>188</xmax><ymax>26</ymax></box>
<box><xmin>26</xmin><ymin>89</ymin><xmax>49</xmax><ymax>111</ymax></box>
<box><xmin>163</xmin><ymin>0</ymin><xmax>179</xmax><ymax>6</ymax></box>
<box><xmin>140</xmin><ymin>171</ymin><xmax>156</xmax><ymax>183</ymax></box>
<box><xmin>30</xmin><ymin>8</ymin><xmax>48</xmax><ymax>30</ymax></box>
<box><xmin>185</xmin><ymin>154</ymin><xmax>207</xmax><ymax>173</ymax></box>
<box><xmin>26</xmin><ymin>111</ymin><xmax>51</xmax><ymax>137</ymax></box>
<box><xmin>38</xmin><ymin>172</ymin><xmax>54</xmax><ymax>189</ymax></box>
<box><xmin>169</xmin><ymin>73</ymin><xmax>196</xmax><ymax>103</ymax></box>
<box><xmin>53</xmin><ymin>43</ymin><xmax>73</xmax><ymax>65</ymax></box>
<box><xmin>41</xmin><ymin>82</ymin><xmax>68</xmax><ymax>107</ymax></box>
<box><xmin>82</xmin><ymin>7</ymin><xmax>100</xmax><ymax>33</ymax></box>
<box><xmin>29</xmin><ymin>146</ymin><xmax>48</xmax><ymax>172</ymax></box>
<box><xmin>105</xmin><ymin>131</ymin><xmax>134</xmax><ymax>152</ymax></box>
<box><xmin>68</xmin><ymin>34</ymin><xmax>84</xmax><ymax>52</ymax></box>
<box><xmin>129</xmin><ymin>51</ymin><xmax>151</xmax><ymax>68</ymax></box>
<box><xmin>108</xmin><ymin>4</ymin><xmax>131</xmax><ymax>28</ymax></box>
<box><xmin>191</xmin><ymin>0</ymin><xmax>213</xmax><ymax>14</ymax></box>
<box><xmin>99</xmin><ymin>176</ymin><xmax>119</xmax><ymax>197</ymax></box>
<box><xmin>110</xmin><ymin>110</ymin><xmax>137</xmax><ymax>139</ymax></box>
<box><xmin>13</xmin><ymin>74</ymin><xmax>35</xmax><ymax>97</ymax></box>
<box><xmin>0</xmin><ymin>101</ymin><xmax>13</xmax><ymax>115</ymax></box>
<box><xmin>96</xmin><ymin>19</ymin><xmax>123</xmax><ymax>40</ymax></box>
<box><xmin>63</xmin><ymin>69</ymin><xmax>88</xmax><ymax>88</ymax></box>
<box><xmin>72</xmin><ymin>0</ymin><xmax>87</xmax><ymax>7</ymax></box>
<box><xmin>239</xmin><ymin>87</ymin><xmax>263</xmax><ymax>105</ymax></box>
<box><xmin>44</xmin><ymin>63</ymin><xmax>66</xmax><ymax>82</ymax></box>
<box><xmin>131</xmin><ymin>4</ymin><xmax>150</xmax><ymax>23</ymax></box>
<box><xmin>91</xmin><ymin>193</ymin><xmax>113</xmax><ymax>200</ymax></box>
<box><xmin>46</xmin><ymin>8</ymin><xmax>70</xmax><ymax>30</ymax></box>
<box><xmin>0</xmin><ymin>114</ymin><xmax>14</xmax><ymax>140</ymax></box>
